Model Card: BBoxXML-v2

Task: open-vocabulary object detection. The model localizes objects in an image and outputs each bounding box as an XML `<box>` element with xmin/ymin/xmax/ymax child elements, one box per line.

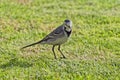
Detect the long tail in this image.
<box><xmin>21</xmin><ymin>41</ymin><xmax>41</xmax><ymax>50</ymax></box>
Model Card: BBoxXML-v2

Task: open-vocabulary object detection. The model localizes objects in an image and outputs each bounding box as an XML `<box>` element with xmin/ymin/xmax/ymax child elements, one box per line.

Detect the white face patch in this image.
<box><xmin>68</xmin><ymin>21</ymin><xmax>72</xmax><ymax>27</ymax></box>
<box><xmin>64</xmin><ymin>21</ymin><xmax>72</xmax><ymax>32</ymax></box>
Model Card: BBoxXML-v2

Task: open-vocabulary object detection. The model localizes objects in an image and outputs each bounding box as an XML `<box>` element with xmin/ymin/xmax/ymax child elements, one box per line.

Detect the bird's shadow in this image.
<box><xmin>0</xmin><ymin>57</ymin><xmax>33</xmax><ymax>69</ymax></box>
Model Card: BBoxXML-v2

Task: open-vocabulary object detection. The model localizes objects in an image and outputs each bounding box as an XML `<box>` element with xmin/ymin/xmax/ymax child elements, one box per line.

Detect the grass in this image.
<box><xmin>0</xmin><ymin>0</ymin><xmax>120</xmax><ymax>80</ymax></box>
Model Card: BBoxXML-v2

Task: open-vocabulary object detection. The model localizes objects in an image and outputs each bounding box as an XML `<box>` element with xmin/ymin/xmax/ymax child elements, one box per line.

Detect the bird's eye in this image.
<box><xmin>68</xmin><ymin>26</ymin><xmax>70</xmax><ymax>28</ymax></box>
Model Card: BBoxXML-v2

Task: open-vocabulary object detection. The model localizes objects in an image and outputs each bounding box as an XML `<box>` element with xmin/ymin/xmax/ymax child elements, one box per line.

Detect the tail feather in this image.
<box><xmin>21</xmin><ymin>41</ymin><xmax>41</xmax><ymax>50</ymax></box>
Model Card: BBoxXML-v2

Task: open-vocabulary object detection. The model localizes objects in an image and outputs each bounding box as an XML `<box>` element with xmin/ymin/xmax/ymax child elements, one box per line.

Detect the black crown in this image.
<box><xmin>64</xmin><ymin>19</ymin><xmax>70</xmax><ymax>23</ymax></box>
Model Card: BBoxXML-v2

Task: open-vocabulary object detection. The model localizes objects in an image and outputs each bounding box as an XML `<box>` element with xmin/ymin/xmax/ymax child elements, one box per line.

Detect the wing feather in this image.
<box><xmin>40</xmin><ymin>25</ymin><xmax>64</xmax><ymax>43</ymax></box>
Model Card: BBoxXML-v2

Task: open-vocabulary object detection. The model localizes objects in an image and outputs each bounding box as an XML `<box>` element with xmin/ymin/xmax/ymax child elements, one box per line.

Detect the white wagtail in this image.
<box><xmin>21</xmin><ymin>19</ymin><xmax>72</xmax><ymax>59</ymax></box>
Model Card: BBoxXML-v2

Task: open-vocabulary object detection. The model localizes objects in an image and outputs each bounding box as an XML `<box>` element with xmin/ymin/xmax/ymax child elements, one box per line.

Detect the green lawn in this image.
<box><xmin>0</xmin><ymin>0</ymin><xmax>120</xmax><ymax>80</ymax></box>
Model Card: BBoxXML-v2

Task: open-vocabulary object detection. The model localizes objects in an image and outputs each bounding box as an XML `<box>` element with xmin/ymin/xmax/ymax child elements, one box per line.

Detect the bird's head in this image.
<box><xmin>63</xmin><ymin>19</ymin><xmax>72</xmax><ymax>32</ymax></box>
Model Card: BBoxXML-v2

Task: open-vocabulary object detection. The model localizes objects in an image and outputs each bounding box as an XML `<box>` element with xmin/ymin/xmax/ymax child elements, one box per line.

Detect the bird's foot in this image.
<box><xmin>60</xmin><ymin>56</ymin><xmax>66</xmax><ymax>59</ymax></box>
<box><xmin>54</xmin><ymin>57</ymin><xmax>57</xmax><ymax>59</ymax></box>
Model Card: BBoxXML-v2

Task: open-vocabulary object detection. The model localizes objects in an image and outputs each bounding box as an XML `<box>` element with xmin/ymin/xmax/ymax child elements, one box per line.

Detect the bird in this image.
<box><xmin>21</xmin><ymin>19</ymin><xmax>72</xmax><ymax>59</ymax></box>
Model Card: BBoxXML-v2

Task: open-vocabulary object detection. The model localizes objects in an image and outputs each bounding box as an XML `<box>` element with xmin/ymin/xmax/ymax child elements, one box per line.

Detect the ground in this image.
<box><xmin>0</xmin><ymin>0</ymin><xmax>120</xmax><ymax>80</ymax></box>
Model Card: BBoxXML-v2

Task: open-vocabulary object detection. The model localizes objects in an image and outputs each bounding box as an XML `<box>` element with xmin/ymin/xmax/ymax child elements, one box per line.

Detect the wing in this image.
<box><xmin>40</xmin><ymin>25</ymin><xmax>64</xmax><ymax>43</ymax></box>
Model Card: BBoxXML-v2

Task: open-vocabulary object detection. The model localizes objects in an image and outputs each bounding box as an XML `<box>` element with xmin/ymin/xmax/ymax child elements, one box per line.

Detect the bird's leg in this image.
<box><xmin>58</xmin><ymin>45</ymin><xmax>66</xmax><ymax>58</ymax></box>
<box><xmin>52</xmin><ymin>45</ymin><xmax>57</xmax><ymax>59</ymax></box>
